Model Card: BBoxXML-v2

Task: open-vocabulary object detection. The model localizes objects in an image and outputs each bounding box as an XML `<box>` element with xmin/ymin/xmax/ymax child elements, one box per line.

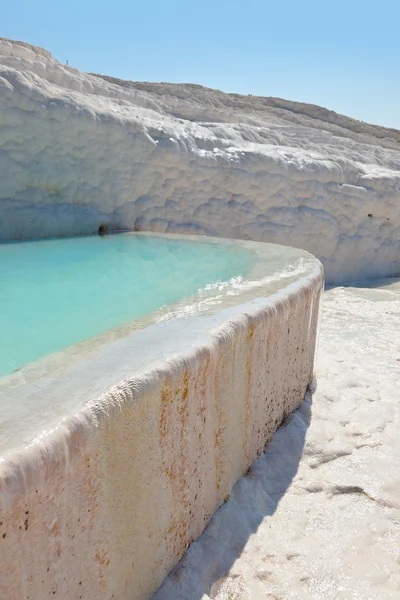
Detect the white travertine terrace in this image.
<box><xmin>0</xmin><ymin>235</ymin><xmax>323</xmax><ymax>600</ymax></box>
<box><xmin>3</xmin><ymin>34</ymin><xmax>398</xmax><ymax>600</ymax></box>
<box><xmin>154</xmin><ymin>279</ymin><xmax>400</xmax><ymax>600</ymax></box>
<box><xmin>0</xmin><ymin>38</ymin><xmax>399</xmax><ymax>283</ymax></box>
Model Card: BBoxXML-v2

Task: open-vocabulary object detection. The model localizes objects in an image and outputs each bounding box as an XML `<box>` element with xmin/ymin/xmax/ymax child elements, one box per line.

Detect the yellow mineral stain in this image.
<box><xmin>248</xmin><ymin>323</ymin><xmax>255</xmax><ymax>340</ymax></box>
<box><xmin>95</xmin><ymin>551</ymin><xmax>110</xmax><ymax>567</ymax></box>
<box><xmin>160</xmin><ymin>380</ymin><xmax>171</xmax><ymax>438</ymax></box>
<box><xmin>95</xmin><ymin>550</ymin><xmax>110</xmax><ymax>588</ymax></box>
<box><xmin>243</xmin><ymin>325</ymin><xmax>255</xmax><ymax>455</ymax></box>
<box><xmin>160</xmin><ymin>372</ymin><xmax>192</xmax><ymax>557</ymax></box>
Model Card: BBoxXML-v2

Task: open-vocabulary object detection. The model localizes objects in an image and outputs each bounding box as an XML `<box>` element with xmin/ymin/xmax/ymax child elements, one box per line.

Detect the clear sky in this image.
<box><xmin>3</xmin><ymin>0</ymin><xmax>400</xmax><ymax>129</ymax></box>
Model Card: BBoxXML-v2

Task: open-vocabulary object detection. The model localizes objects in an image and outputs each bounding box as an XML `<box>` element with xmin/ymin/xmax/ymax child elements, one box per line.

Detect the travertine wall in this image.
<box><xmin>1</xmin><ymin>38</ymin><xmax>399</xmax><ymax>283</ymax></box>
<box><xmin>0</xmin><ymin>266</ymin><xmax>322</xmax><ymax>600</ymax></box>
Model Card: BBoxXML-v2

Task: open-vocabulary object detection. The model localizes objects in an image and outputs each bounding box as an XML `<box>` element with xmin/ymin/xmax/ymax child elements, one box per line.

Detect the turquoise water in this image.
<box><xmin>0</xmin><ymin>234</ymin><xmax>254</xmax><ymax>377</ymax></box>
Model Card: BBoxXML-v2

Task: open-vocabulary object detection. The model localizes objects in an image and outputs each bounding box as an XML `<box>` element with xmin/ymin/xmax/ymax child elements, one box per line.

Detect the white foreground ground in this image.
<box><xmin>154</xmin><ymin>280</ymin><xmax>400</xmax><ymax>600</ymax></box>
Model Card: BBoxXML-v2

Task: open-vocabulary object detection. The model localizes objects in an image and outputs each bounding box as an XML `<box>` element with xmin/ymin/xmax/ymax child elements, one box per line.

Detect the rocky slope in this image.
<box><xmin>0</xmin><ymin>37</ymin><xmax>399</xmax><ymax>282</ymax></box>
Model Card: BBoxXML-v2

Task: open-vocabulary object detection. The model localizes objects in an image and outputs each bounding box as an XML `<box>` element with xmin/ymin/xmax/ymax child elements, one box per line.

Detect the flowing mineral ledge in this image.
<box><xmin>0</xmin><ymin>38</ymin><xmax>399</xmax><ymax>283</ymax></box>
<box><xmin>0</xmin><ymin>236</ymin><xmax>322</xmax><ymax>600</ymax></box>
<box><xmin>154</xmin><ymin>279</ymin><xmax>400</xmax><ymax>599</ymax></box>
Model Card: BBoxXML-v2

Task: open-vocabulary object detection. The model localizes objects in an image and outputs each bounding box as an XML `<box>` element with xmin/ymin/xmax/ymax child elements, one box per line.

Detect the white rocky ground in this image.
<box><xmin>0</xmin><ymin>38</ymin><xmax>399</xmax><ymax>282</ymax></box>
<box><xmin>154</xmin><ymin>279</ymin><xmax>400</xmax><ymax>600</ymax></box>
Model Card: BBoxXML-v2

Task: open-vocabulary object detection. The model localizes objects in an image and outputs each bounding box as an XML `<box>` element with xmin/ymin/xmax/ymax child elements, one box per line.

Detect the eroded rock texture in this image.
<box><xmin>0</xmin><ymin>37</ymin><xmax>399</xmax><ymax>282</ymax></box>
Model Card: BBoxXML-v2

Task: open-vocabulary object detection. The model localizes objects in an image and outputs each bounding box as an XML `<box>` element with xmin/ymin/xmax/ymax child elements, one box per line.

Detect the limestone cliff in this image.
<box><xmin>1</xmin><ymin>37</ymin><xmax>399</xmax><ymax>282</ymax></box>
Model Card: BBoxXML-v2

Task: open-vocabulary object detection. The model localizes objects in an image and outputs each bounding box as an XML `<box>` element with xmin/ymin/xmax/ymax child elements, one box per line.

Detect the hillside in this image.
<box><xmin>0</xmin><ymin>37</ymin><xmax>399</xmax><ymax>282</ymax></box>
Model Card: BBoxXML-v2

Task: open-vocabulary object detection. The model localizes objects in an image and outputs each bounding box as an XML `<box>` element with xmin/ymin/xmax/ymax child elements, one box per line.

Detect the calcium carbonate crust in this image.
<box><xmin>0</xmin><ymin>244</ymin><xmax>323</xmax><ymax>600</ymax></box>
<box><xmin>0</xmin><ymin>38</ymin><xmax>399</xmax><ymax>283</ymax></box>
<box><xmin>0</xmin><ymin>234</ymin><xmax>320</xmax><ymax>458</ymax></box>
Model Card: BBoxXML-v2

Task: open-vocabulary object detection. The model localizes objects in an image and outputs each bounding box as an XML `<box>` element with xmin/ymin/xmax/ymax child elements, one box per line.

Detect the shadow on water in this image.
<box><xmin>153</xmin><ymin>380</ymin><xmax>316</xmax><ymax>600</ymax></box>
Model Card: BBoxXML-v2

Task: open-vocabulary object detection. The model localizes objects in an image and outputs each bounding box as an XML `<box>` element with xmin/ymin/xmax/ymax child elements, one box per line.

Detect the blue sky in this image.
<box><xmin>3</xmin><ymin>0</ymin><xmax>400</xmax><ymax>128</ymax></box>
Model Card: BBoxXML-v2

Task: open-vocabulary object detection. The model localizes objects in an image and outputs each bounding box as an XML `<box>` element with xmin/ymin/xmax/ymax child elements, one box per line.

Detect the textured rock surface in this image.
<box><xmin>1</xmin><ymin>38</ymin><xmax>399</xmax><ymax>282</ymax></box>
<box><xmin>154</xmin><ymin>279</ymin><xmax>400</xmax><ymax>600</ymax></box>
<box><xmin>0</xmin><ymin>252</ymin><xmax>322</xmax><ymax>600</ymax></box>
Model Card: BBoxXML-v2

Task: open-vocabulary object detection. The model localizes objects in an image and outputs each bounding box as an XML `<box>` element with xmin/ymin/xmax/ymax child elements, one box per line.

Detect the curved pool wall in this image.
<box><xmin>0</xmin><ymin>234</ymin><xmax>323</xmax><ymax>600</ymax></box>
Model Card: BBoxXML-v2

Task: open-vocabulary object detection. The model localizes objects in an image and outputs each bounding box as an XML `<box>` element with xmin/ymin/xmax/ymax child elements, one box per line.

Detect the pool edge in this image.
<box><xmin>0</xmin><ymin>249</ymin><xmax>324</xmax><ymax>600</ymax></box>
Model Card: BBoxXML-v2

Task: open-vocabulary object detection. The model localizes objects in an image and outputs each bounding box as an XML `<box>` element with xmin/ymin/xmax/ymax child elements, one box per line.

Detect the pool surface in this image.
<box><xmin>0</xmin><ymin>233</ymin><xmax>254</xmax><ymax>377</ymax></box>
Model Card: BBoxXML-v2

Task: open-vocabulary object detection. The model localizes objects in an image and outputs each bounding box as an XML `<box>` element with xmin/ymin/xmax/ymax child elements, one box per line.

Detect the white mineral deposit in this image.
<box><xmin>0</xmin><ymin>38</ymin><xmax>399</xmax><ymax>283</ymax></box>
<box><xmin>0</xmin><ymin>36</ymin><xmax>399</xmax><ymax>600</ymax></box>
<box><xmin>154</xmin><ymin>279</ymin><xmax>400</xmax><ymax>599</ymax></box>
